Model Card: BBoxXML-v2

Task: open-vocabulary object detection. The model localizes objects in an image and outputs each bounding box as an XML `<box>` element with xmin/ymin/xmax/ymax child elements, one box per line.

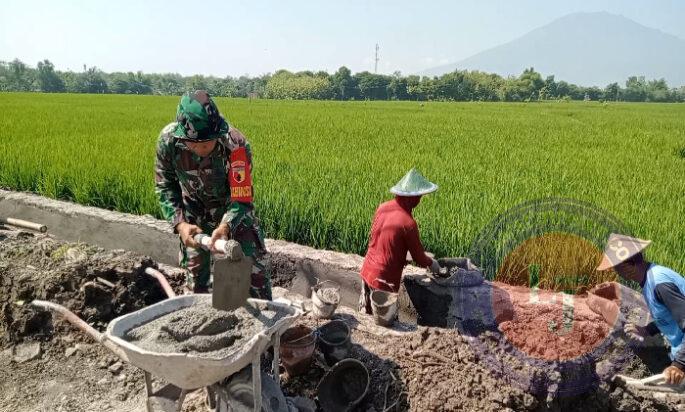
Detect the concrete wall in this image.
<box><xmin>0</xmin><ymin>190</ymin><xmax>178</xmax><ymax>264</ymax></box>
<box><xmin>0</xmin><ymin>190</ymin><xmax>424</xmax><ymax>315</ymax></box>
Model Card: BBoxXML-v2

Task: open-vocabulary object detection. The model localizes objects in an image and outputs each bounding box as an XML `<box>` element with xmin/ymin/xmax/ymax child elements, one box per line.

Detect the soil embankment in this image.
<box><xmin>0</xmin><ymin>225</ymin><xmax>680</xmax><ymax>411</ymax></box>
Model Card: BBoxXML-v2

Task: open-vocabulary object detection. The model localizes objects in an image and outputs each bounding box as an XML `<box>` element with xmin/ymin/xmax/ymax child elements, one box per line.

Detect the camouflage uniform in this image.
<box><xmin>155</xmin><ymin>112</ymin><xmax>271</xmax><ymax>299</ymax></box>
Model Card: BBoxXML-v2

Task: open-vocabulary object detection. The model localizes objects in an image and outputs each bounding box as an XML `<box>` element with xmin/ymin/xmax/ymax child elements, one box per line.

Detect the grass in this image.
<box><xmin>1</xmin><ymin>93</ymin><xmax>684</xmax><ymax>290</ymax></box>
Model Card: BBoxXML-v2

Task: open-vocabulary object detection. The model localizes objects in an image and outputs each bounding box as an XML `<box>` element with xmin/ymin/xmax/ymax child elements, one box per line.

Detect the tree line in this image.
<box><xmin>2</xmin><ymin>58</ymin><xmax>684</xmax><ymax>103</ymax></box>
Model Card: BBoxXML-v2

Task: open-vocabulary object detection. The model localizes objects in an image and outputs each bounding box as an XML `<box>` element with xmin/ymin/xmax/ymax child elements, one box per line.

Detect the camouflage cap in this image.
<box><xmin>596</xmin><ymin>233</ymin><xmax>652</xmax><ymax>271</ymax></box>
<box><xmin>174</xmin><ymin>90</ymin><xmax>228</xmax><ymax>141</ymax></box>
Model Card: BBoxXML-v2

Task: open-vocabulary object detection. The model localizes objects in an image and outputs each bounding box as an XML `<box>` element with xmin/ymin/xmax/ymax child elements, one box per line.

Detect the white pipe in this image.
<box><xmin>1</xmin><ymin>217</ymin><xmax>47</xmax><ymax>232</ymax></box>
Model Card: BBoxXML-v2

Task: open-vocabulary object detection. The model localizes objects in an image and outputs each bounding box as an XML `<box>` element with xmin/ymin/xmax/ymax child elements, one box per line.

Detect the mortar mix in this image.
<box><xmin>123</xmin><ymin>296</ymin><xmax>287</xmax><ymax>358</ymax></box>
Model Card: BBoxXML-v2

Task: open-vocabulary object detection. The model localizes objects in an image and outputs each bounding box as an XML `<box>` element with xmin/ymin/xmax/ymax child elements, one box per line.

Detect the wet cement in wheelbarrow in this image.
<box><xmin>123</xmin><ymin>296</ymin><xmax>286</xmax><ymax>358</ymax></box>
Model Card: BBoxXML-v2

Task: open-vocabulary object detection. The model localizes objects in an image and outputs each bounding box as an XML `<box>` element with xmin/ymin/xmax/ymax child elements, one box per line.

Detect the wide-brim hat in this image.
<box><xmin>389</xmin><ymin>168</ymin><xmax>438</xmax><ymax>196</ymax></box>
<box><xmin>596</xmin><ymin>233</ymin><xmax>652</xmax><ymax>271</ymax></box>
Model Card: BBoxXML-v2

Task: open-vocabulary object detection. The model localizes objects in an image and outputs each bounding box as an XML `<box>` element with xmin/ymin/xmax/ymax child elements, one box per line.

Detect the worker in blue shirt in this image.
<box><xmin>597</xmin><ymin>233</ymin><xmax>685</xmax><ymax>385</ymax></box>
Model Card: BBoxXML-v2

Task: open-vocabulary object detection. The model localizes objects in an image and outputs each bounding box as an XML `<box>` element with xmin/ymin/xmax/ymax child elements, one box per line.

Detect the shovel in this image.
<box><xmin>613</xmin><ymin>373</ymin><xmax>685</xmax><ymax>397</ymax></box>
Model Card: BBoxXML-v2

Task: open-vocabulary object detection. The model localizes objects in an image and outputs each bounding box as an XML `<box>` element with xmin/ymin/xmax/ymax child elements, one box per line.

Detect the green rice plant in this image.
<box><xmin>1</xmin><ymin>93</ymin><xmax>684</xmax><ymax>290</ymax></box>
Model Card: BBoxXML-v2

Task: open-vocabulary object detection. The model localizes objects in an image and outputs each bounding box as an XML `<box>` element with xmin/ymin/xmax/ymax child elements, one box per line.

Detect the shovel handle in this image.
<box><xmin>632</xmin><ymin>373</ymin><xmax>685</xmax><ymax>393</ymax></box>
<box><xmin>193</xmin><ymin>234</ymin><xmax>244</xmax><ymax>259</ymax></box>
<box><xmin>194</xmin><ymin>234</ymin><xmax>227</xmax><ymax>252</ymax></box>
<box><xmin>641</xmin><ymin>373</ymin><xmax>666</xmax><ymax>384</ymax></box>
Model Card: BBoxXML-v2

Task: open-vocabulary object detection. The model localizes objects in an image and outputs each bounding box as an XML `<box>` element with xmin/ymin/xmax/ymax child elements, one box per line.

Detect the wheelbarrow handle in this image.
<box><xmin>30</xmin><ymin>300</ymin><xmax>127</xmax><ymax>361</ymax></box>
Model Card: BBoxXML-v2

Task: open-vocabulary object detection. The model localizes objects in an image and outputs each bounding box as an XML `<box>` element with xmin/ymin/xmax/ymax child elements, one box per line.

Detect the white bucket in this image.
<box><xmin>370</xmin><ymin>290</ymin><xmax>398</xmax><ymax>327</ymax></box>
<box><xmin>311</xmin><ymin>280</ymin><xmax>340</xmax><ymax>319</ymax></box>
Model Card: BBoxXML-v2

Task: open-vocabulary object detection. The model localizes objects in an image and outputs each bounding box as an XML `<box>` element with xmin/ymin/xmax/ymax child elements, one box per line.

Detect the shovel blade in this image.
<box><xmin>212</xmin><ymin>256</ymin><xmax>252</xmax><ymax>311</ymax></box>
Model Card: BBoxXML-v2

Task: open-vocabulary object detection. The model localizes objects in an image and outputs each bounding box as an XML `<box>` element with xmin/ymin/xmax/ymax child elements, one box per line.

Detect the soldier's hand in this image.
<box><xmin>210</xmin><ymin>223</ymin><xmax>230</xmax><ymax>253</ymax></box>
<box><xmin>663</xmin><ymin>365</ymin><xmax>685</xmax><ymax>385</ymax></box>
<box><xmin>177</xmin><ymin>222</ymin><xmax>202</xmax><ymax>248</ymax></box>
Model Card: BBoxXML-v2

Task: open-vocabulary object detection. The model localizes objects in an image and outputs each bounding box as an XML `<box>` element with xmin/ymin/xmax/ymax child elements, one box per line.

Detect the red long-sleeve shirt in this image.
<box><xmin>360</xmin><ymin>197</ymin><xmax>432</xmax><ymax>292</ymax></box>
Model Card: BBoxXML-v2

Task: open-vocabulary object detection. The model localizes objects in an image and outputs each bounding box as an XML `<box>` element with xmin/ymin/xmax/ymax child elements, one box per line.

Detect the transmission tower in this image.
<box><xmin>374</xmin><ymin>44</ymin><xmax>379</xmax><ymax>73</ymax></box>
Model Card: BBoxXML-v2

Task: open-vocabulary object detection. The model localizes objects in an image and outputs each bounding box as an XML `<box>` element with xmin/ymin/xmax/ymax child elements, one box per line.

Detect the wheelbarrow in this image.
<box><xmin>31</xmin><ymin>295</ymin><xmax>302</xmax><ymax>412</ymax></box>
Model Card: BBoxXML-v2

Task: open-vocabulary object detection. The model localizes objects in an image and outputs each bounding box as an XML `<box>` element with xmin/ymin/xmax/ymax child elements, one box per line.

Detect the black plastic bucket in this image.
<box><xmin>317</xmin><ymin>359</ymin><xmax>369</xmax><ymax>412</ymax></box>
<box><xmin>317</xmin><ymin>320</ymin><xmax>351</xmax><ymax>366</ymax></box>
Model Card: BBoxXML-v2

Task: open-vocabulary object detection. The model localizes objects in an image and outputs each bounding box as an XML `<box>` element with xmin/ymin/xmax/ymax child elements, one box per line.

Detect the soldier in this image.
<box><xmin>155</xmin><ymin>90</ymin><xmax>271</xmax><ymax>299</ymax></box>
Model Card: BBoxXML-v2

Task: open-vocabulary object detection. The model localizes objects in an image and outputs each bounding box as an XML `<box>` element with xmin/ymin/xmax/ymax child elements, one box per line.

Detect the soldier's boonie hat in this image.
<box><xmin>390</xmin><ymin>168</ymin><xmax>438</xmax><ymax>196</ymax></box>
<box><xmin>174</xmin><ymin>90</ymin><xmax>228</xmax><ymax>141</ymax></box>
<box><xmin>596</xmin><ymin>233</ymin><xmax>652</xmax><ymax>271</ymax></box>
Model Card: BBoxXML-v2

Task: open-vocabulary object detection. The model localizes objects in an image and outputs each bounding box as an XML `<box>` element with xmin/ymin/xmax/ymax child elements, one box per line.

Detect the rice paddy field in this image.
<box><xmin>1</xmin><ymin>93</ymin><xmax>684</xmax><ymax>290</ymax></box>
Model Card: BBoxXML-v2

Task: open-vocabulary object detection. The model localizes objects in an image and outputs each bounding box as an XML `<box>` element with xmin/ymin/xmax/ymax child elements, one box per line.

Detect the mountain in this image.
<box><xmin>422</xmin><ymin>12</ymin><xmax>685</xmax><ymax>87</ymax></box>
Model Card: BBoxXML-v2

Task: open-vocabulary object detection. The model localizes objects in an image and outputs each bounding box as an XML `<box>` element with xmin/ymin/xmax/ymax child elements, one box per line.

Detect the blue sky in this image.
<box><xmin>1</xmin><ymin>0</ymin><xmax>683</xmax><ymax>76</ymax></box>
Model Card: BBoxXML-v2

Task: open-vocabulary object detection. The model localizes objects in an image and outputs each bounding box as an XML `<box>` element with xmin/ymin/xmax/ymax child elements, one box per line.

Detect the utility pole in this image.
<box><xmin>374</xmin><ymin>43</ymin><xmax>379</xmax><ymax>73</ymax></box>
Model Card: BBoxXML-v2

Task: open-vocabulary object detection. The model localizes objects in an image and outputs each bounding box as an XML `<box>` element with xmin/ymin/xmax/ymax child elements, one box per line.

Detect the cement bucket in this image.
<box><xmin>317</xmin><ymin>320</ymin><xmax>351</xmax><ymax>366</ymax></box>
<box><xmin>370</xmin><ymin>290</ymin><xmax>398</xmax><ymax>327</ymax></box>
<box><xmin>279</xmin><ymin>325</ymin><xmax>316</xmax><ymax>376</ymax></box>
<box><xmin>311</xmin><ymin>280</ymin><xmax>340</xmax><ymax>319</ymax></box>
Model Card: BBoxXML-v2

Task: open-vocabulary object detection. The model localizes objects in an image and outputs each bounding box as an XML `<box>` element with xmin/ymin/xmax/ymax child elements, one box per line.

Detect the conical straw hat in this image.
<box><xmin>389</xmin><ymin>168</ymin><xmax>438</xmax><ymax>196</ymax></box>
<box><xmin>596</xmin><ymin>233</ymin><xmax>652</xmax><ymax>271</ymax></box>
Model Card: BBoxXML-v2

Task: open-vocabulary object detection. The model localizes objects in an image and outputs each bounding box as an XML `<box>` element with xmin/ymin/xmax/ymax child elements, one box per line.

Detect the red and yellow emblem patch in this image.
<box><xmin>229</xmin><ymin>147</ymin><xmax>253</xmax><ymax>202</ymax></box>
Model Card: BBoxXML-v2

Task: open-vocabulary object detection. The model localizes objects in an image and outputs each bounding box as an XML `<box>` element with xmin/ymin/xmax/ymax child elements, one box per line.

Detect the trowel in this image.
<box><xmin>194</xmin><ymin>234</ymin><xmax>253</xmax><ymax>311</ymax></box>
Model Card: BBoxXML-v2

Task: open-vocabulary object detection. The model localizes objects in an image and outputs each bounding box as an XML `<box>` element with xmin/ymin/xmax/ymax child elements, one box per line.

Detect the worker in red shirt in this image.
<box><xmin>359</xmin><ymin>168</ymin><xmax>441</xmax><ymax>314</ymax></box>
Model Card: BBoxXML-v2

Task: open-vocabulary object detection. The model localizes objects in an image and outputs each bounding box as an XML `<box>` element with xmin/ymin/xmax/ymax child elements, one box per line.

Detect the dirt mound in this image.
<box><xmin>2</xmin><ymin>226</ymin><xmax>681</xmax><ymax>411</ymax></box>
<box><xmin>0</xmin><ymin>227</ymin><xmax>187</xmax><ymax>411</ymax></box>
<box><xmin>0</xmin><ymin>229</ymin><xmax>184</xmax><ymax>347</ymax></box>
<box><xmin>269</xmin><ymin>253</ymin><xmax>297</xmax><ymax>288</ymax></box>
<box><xmin>392</xmin><ymin>327</ymin><xmax>538</xmax><ymax>411</ymax></box>
<box><xmin>285</xmin><ymin>315</ymin><xmax>538</xmax><ymax>411</ymax></box>
<box><xmin>285</xmin><ymin>295</ymin><xmax>679</xmax><ymax>412</ymax></box>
